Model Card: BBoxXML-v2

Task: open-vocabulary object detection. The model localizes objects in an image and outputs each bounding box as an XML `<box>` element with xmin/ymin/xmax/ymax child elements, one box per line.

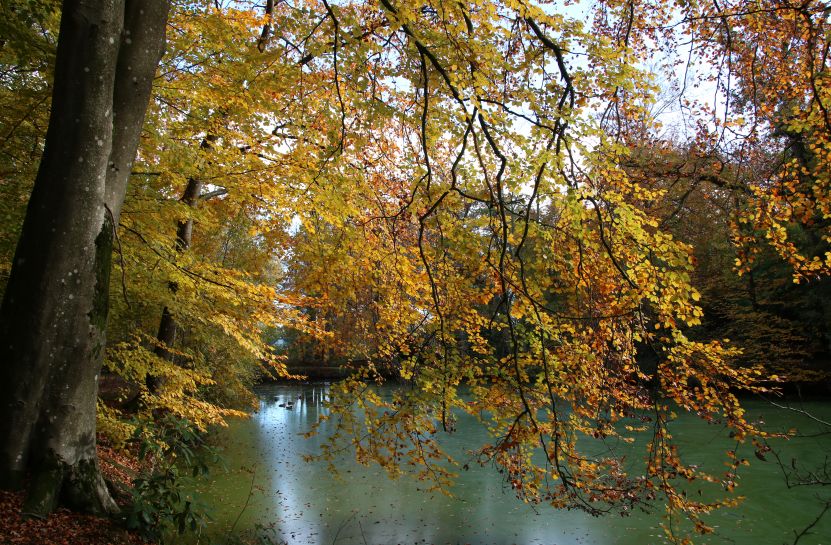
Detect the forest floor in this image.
<box><xmin>0</xmin><ymin>444</ymin><xmax>150</xmax><ymax>545</ymax></box>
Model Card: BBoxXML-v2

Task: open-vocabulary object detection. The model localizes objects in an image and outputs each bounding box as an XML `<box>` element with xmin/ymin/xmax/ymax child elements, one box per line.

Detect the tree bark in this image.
<box><xmin>150</xmin><ymin>176</ymin><xmax>202</xmax><ymax>387</ymax></box>
<box><xmin>106</xmin><ymin>0</ymin><xmax>170</xmax><ymax>225</ymax></box>
<box><xmin>257</xmin><ymin>0</ymin><xmax>275</xmax><ymax>52</ymax></box>
<box><xmin>152</xmin><ymin>135</ymin><xmax>211</xmax><ymax>373</ymax></box>
<box><xmin>0</xmin><ymin>0</ymin><xmax>169</xmax><ymax>517</ymax></box>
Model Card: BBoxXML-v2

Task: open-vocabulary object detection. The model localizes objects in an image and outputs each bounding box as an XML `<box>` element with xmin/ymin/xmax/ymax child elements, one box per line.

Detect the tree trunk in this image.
<box><xmin>0</xmin><ymin>0</ymin><xmax>168</xmax><ymax>518</ymax></box>
<box><xmin>106</xmin><ymin>0</ymin><xmax>170</xmax><ymax>225</ymax></box>
<box><xmin>153</xmin><ymin>137</ymin><xmax>213</xmax><ymax>363</ymax></box>
<box><xmin>150</xmin><ymin>176</ymin><xmax>202</xmax><ymax>389</ymax></box>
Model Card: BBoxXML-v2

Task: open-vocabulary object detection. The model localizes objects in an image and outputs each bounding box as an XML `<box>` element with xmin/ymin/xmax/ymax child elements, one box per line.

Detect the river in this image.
<box><xmin>193</xmin><ymin>382</ymin><xmax>831</xmax><ymax>545</ymax></box>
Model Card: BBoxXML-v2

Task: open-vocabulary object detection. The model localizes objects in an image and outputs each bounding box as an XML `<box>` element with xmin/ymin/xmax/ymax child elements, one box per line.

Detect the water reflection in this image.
<box><xmin>196</xmin><ymin>383</ymin><xmax>831</xmax><ymax>545</ymax></box>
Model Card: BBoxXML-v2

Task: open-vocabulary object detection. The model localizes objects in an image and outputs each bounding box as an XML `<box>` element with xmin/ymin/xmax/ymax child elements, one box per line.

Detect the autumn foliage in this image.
<box><xmin>1</xmin><ymin>0</ymin><xmax>831</xmax><ymax>542</ymax></box>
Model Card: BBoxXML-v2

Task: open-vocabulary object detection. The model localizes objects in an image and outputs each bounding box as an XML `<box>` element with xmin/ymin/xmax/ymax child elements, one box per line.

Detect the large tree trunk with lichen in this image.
<box><xmin>0</xmin><ymin>0</ymin><xmax>168</xmax><ymax>518</ymax></box>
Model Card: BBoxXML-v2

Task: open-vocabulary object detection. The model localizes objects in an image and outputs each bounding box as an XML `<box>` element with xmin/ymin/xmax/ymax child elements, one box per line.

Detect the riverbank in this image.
<box><xmin>278</xmin><ymin>360</ymin><xmax>400</xmax><ymax>380</ymax></box>
<box><xmin>0</xmin><ymin>445</ymin><xmax>149</xmax><ymax>545</ymax></box>
<box><xmin>270</xmin><ymin>366</ymin><xmax>831</xmax><ymax>400</ymax></box>
<box><xmin>0</xmin><ymin>489</ymin><xmax>149</xmax><ymax>545</ymax></box>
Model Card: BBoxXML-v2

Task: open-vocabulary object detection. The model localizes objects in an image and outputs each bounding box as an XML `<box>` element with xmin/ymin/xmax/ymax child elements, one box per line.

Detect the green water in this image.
<box><xmin>195</xmin><ymin>383</ymin><xmax>831</xmax><ymax>545</ymax></box>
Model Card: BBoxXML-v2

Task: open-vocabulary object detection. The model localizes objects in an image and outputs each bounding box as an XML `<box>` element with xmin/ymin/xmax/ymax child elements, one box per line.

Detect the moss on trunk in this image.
<box><xmin>22</xmin><ymin>452</ymin><xmax>118</xmax><ymax>519</ymax></box>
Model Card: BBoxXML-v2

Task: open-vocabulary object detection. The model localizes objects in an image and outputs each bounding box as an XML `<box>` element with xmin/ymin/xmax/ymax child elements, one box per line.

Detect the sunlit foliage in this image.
<box><xmin>2</xmin><ymin>0</ymin><xmax>831</xmax><ymax>542</ymax></box>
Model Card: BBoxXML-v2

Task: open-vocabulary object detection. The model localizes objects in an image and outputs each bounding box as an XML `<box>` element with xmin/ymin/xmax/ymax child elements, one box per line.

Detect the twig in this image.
<box><xmin>105</xmin><ymin>204</ymin><xmax>131</xmax><ymax>309</ymax></box>
<box><xmin>790</xmin><ymin>500</ymin><xmax>831</xmax><ymax>545</ymax></box>
<box><xmin>227</xmin><ymin>464</ymin><xmax>258</xmax><ymax>541</ymax></box>
<box><xmin>331</xmin><ymin>511</ymin><xmax>357</xmax><ymax>544</ymax></box>
<box><xmin>357</xmin><ymin>519</ymin><xmax>368</xmax><ymax>545</ymax></box>
<box><xmin>760</xmin><ymin>395</ymin><xmax>831</xmax><ymax>428</ymax></box>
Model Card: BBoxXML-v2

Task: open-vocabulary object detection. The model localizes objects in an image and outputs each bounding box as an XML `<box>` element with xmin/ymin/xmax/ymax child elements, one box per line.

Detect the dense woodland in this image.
<box><xmin>1</xmin><ymin>0</ymin><xmax>831</xmax><ymax>543</ymax></box>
